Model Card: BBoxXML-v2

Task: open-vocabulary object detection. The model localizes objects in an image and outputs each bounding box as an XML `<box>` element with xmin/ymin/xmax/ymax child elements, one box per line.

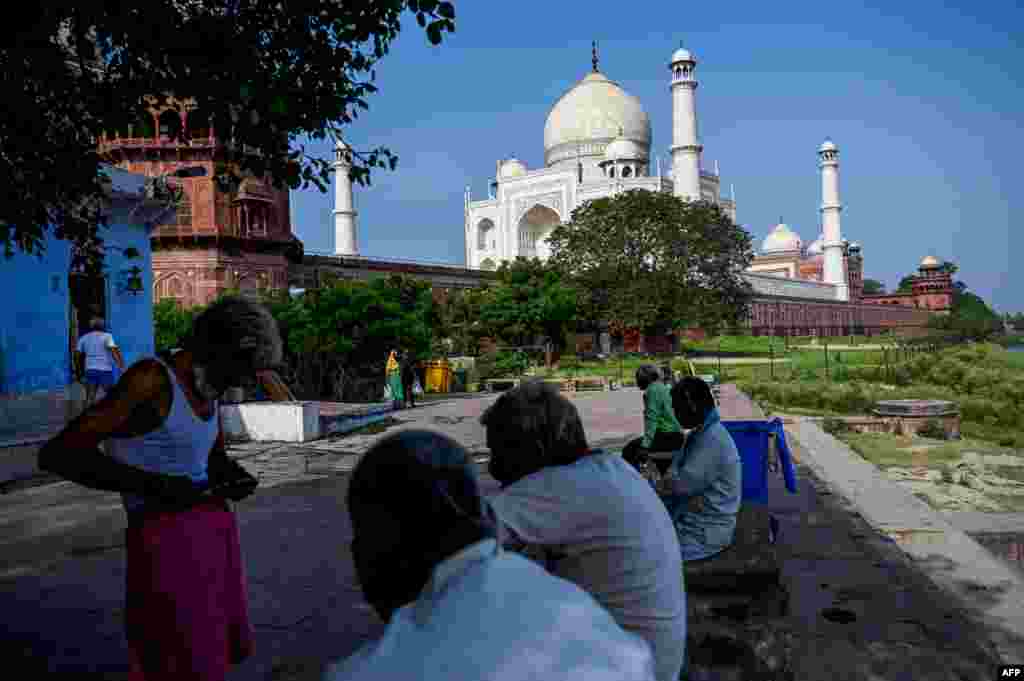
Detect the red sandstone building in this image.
<box><xmin>860</xmin><ymin>256</ymin><xmax>954</xmax><ymax>313</ymax></box>
<box><xmin>97</xmin><ymin>96</ymin><xmax>298</xmax><ymax>307</ymax></box>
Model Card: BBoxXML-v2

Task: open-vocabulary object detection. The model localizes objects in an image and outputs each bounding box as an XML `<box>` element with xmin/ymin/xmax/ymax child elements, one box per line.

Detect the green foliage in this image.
<box><xmin>287</xmin><ymin>274</ymin><xmax>433</xmax><ymax>365</ymax></box>
<box><xmin>896</xmin><ymin>275</ymin><xmax>916</xmax><ymax>293</ymax></box>
<box><xmin>683</xmin><ymin>335</ymin><xmax>783</xmax><ymax>355</ymax></box>
<box><xmin>916</xmin><ymin>419</ymin><xmax>947</xmax><ymax>440</ymax></box>
<box><xmin>821</xmin><ymin>417</ymin><xmax>850</xmax><ymax>436</ymax></box>
<box><xmin>477</xmin><ymin>258</ymin><xmax>579</xmax><ymax>348</ymax></box>
<box><xmin>475</xmin><ymin>350</ymin><xmax>529</xmax><ymax>380</ymax></box>
<box><xmin>739</xmin><ymin>342</ymin><xmax>1024</xmax><ymax>446</ymax></box>
<box><xmin>431</xmin><ymin>287</ymin><xmax>488</xmax><ymax>356</ymax></box>
<box><xmin>862</xmin><ymin>278</ymin><xmax>885</xmax><ymax>295</ymax></box>
<box><xmin>152</xmin><ymin>298</ymin><xmax>204</xmax><ymax>354</ymax></box>
<box><xmin>2</xmin><ymin>1</ymin><xmax>457</xmax><ymax>262</ymax></box>
<box><xmin>159</xmin><ymin>275</ymin><xmax>436</xmax><ymax>400</ymax></box>
<box><xmin>546</xmin><ymin>191</ymin><xmax>754</xmax><ymax>333</ymax></box>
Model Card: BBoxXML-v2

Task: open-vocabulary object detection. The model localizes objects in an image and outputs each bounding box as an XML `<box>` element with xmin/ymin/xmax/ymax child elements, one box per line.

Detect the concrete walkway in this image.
<box><xmin>942</xmin><ymin>512</ymin><xmax>1024</xmax><ymax>535</ymax></box>
<box><xmin>0</xmin><ymin>387</ymin><xmax>1005</xmax><ymax>679</ymax></box>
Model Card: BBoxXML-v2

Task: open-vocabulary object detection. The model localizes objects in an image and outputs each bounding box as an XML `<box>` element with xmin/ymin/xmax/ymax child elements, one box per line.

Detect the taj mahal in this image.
<box><xmin>320</xmin><ymin>42</ymin><xmax>949</xmax><ymax>339</ymax></box>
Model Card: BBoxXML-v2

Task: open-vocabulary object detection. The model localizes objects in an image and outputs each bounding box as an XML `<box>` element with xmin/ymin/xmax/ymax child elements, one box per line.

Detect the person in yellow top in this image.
<box><xmin>386</xmin><ymin>349</ymin><xmax>404</xmax><ymax>409</ymax></box>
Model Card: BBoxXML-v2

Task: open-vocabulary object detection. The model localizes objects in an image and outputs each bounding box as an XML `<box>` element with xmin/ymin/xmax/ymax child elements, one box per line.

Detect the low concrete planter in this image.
<box><xmin>872</xmin><ymin>399</ymin><xmax>960</xmax><ymax>439</ymax></box>
<box><xmin>220</xmin><ymin>402</ymin><xmax>322</xmax><ymax>442</ymax></box>
<box><xmin>220</xmin><ymin>401</ymin><xmax>392</xmax><ymax>443</ymax></box>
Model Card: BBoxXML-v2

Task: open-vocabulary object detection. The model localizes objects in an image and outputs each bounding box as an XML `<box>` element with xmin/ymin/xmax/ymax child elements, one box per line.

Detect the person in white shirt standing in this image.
<box><xmin>75</xmin><ymin>317</ymin><xmax>125</xmax><ymax>407</ymax></box>
<box><xmin>482</xmin><ymin>380</ymin><xmax>688</xmax><ymax>681</ymax></box>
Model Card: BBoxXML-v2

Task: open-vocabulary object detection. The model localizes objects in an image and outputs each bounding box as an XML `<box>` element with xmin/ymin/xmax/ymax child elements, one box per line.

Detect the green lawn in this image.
<box><xmin>839</xmin><ymin>432</ymin><xmax>981</xmax><ymax>468</ymax></box>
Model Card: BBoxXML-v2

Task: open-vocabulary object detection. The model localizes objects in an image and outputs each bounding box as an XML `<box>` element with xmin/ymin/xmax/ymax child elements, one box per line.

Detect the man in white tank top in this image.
<box><xmin>40</xmin><ymin>296</ymin><xmax>283</xmax><ymax>680</ymax></box>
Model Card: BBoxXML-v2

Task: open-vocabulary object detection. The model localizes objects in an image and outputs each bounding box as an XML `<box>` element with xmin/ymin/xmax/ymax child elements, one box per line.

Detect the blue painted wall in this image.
<box><xmin>0</xmin><ymin>231</ymin><xmax>73</xmax><ymax>395</ymax></box>
<box><xmin>0</xmin><ymin>220</ymin><xmax>154</xmax><ymax>397</ymax></box>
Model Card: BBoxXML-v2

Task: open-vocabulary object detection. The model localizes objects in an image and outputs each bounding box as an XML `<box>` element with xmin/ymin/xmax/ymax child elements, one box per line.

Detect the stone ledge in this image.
<box><xmin>684</xmin><ymin>504</ymin><xmax>781</xmax><ymax>594</ymax></box>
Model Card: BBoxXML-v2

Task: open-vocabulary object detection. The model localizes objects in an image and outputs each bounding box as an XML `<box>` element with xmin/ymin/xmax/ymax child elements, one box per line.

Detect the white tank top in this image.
<box><xmin>109</xmin><ymin>358</ymin><xmax>218</xmax><ymax>514</ymax></box>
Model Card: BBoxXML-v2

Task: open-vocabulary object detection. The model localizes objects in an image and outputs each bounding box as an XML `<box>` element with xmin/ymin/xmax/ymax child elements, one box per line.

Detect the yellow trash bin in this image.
<box><xmin>422</xmin><ymin>359</ymin><xmax>452</xmax><ymax>393</ymax></box>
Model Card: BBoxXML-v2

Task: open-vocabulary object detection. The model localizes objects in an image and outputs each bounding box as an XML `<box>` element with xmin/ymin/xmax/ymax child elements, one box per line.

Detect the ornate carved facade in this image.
<box><xmin>97</xmin><ymin>96</ymin><xmax>298</xmax><ymax>308</ymax></box>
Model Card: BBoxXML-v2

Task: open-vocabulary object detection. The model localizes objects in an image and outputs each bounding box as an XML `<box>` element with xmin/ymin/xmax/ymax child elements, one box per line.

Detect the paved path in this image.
<box><xmin>942</xmin><ymin>512</ymin><xmax>1024</xmax><ymax>535</ymax></box>
<box><xmin>0</xmin><ymin>386</ymin><xmax>1003</xmax><ymax>679</ymax></box>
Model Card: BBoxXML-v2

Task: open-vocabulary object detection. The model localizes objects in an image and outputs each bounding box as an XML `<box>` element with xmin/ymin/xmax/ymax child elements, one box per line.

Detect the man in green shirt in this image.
<box><xmin>623</xmin><ymin>365</ymin><xmax>685</xmax><ymax>475</ymax></box>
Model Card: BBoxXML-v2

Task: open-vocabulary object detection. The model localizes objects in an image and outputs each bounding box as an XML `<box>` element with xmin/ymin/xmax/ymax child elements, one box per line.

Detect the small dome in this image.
<box><xmin>671</xmin><ymin>47</ymin><xmax>695</xmax><ymax>63</ymax></box>
<box><xmin>920</xmin><ymin>255</ymin><xmax>941</xmax><ymax>269</ymax></box>
<box><xmin>762</xmin><ymin>222</ymin><xmax>803</xmax><ymax>253</ymax></box>
<box><xmin>805</xmin><ymin>235</ymin><xmax>825</xmax><ymax>255</ymax></box>
<box><xmin>499</xmin><ymin>158</ymin><xmax>528</xmax><ymax>178</ymax></box>
<box><xmin>819</xmin><ymin>138</ymin><xmax>838</xmax><ymax>153</ymax></box>
<box><xmin>604</xmin><ymin>132</ymin><xmax>646</xmax><ymax>161</ymax></box>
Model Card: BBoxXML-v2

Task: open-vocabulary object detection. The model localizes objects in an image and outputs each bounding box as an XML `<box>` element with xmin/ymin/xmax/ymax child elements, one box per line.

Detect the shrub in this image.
<box><xmin>822</xmin><ymin>417</ymin><xmax>850</xmax><ymax>435</ymax></box>
<box><xmin>488</xmin><ymin>350</ymin><xmax>530</xmax><ymax>378</ymax></box>
<box><xmin>917</xmin><ymin>419</ymin><xmax>947</xmax><ymax>440</ymax></box>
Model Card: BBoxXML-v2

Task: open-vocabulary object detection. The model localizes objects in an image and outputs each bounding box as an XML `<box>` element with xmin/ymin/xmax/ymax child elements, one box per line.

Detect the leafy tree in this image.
<box><xmin>2</xmin><ymin>1</ymin><xmax>456</xmax><ymax>265</ymax></box>
<box><xmin>431</xmin><ymin>287</ymin><xmax>489</xmax><ymax>356</ymax></box>
<box><xmin>895</xmin><ymin>275</ymin><xmax>916</xmax><ymax>293</ymax></box>
<box><xmin>477</xmin><ymin>257</ymin><xmax>579</xmax><ymax>349</ymax></box>
<box><xmin>861</xmin><ymin>278</ymin><xmax>885</xmax><ymax>295</ymax></box>
<box><xmin>546</xmin><ymin>191</ymin><xmax>753</xmax><ymax>334</ymax></box>
<box><xmin>276</xmin><ymin>274</ymin><xmax>433</xmax><ymax>399</ymax></box>
<box><xmin>927</xmin><ymin>280</ymin><xmax>1003</xmax><ymax>341</ymax></box>
<box><xmin>152</xmin><ymin>298</ymin><xmax>205</xmax><ymax>354</ymax></box>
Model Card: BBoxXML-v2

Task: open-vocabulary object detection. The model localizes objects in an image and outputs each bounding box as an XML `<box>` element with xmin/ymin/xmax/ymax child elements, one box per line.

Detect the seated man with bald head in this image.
<box><xmin>326</xmin><ymin>429</ymin><xmax>656</xmax><ymax>681</ymax></box>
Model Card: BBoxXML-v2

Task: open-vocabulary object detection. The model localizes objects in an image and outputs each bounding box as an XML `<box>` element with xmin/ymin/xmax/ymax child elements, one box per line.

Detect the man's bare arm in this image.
<box><xmin>38</xmin><ymin>361</ymin><xmax>185</xmax><ymax>496</ymax></box>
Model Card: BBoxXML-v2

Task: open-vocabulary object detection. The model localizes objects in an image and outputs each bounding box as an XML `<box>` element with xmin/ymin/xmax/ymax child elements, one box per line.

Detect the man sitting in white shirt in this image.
<box><xmin>482</xmin><ymin>380</ymin><xmax>687</xmax><ymax>681</ymax></box>
<box><xmin>325</xmin><ymin>429</ymin><xmax>656</xmax><ymax>681</ymax></box>
<box><xmin>75</xmin><ymin>317</ymin><xmax>125</xmax><ymax>407</ymax></box>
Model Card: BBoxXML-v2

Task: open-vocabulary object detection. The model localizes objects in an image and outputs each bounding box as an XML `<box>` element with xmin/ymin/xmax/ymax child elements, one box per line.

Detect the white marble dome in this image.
<box><xmin>762</xmin><ymin>222</ymin><xmax>803</xmax><ymax>253</ymax></box>
<box><xmin>544</xmin><ymin>71</ymin><xmax>651</xmax><ymax>164</ymax></box>
<box><xmin>920</xmin><ymin>255</ymin><xmax>941</xmax><ymax>269</ymax></box>
<box><xmin>806</xmin><ymin>234</ymin><xmax>825</xmax><ymax>255</ymax></box>
<box><xmin>499</xmin><ymin>158</ymin><xmax>528</xmax><ymax>178</ymax></box>
<box><xmin>819</xmin><ymin>138</ymin><xmax>838</xmax><ymax>153</ymax></box>
<box><xmin>671</xmin><ymin>47</ymin><xmax>695</xmax><ymax>63</ymax></box>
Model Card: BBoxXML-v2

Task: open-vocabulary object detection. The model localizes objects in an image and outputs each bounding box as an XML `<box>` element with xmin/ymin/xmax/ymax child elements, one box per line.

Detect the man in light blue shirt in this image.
<box><xmin>660</xmin><ymin>377</ymin><xmax>742</xmax><ymax>562</ymax></box>
<box><xmin>325</xmin><ymin>429</ymin><xmax>656</xmax><ymax>681</ymax></box>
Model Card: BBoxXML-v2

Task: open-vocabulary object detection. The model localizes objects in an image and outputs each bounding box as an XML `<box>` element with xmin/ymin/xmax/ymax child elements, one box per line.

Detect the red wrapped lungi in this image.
<box><xmin>125</xmin><ymin>499</ymin><xmax>254</xmax><ymax>681</ymax></box>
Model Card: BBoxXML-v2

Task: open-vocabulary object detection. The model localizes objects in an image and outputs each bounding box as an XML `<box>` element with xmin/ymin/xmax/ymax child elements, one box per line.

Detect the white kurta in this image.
<box><xmin>324</xmin><ymin>539</ymin><xmax>656</xmax><ymax>681</ymax></box>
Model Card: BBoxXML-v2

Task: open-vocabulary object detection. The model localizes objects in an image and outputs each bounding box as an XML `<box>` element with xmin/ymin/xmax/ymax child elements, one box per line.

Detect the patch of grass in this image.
<box><xmin>986</xmin><ymin>494</ymin><xmax>1024</xmax><ymax>513</ymax></box>
<box><xmin>989</xmin><ymin>466</ymin><xmax>1024</xmax><ymax>484</ymax></box>
<box><xmin>821</xmin><ymin>417</ymin><xmax>851</xmax><ymax>436</ymax></box>
<box><xmin>838</xmin><ymin>432</ymin><xmax>970</xmax><ymax>468</ymax></box>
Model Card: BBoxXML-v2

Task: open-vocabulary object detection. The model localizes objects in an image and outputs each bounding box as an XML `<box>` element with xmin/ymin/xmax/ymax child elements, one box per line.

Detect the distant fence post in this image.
<box><xmin>825</xmin><ymin>340</ymin><xmax>830</xmax><ymax>380</ymax></box>
<box><xmin>717</xmin><ymin>340</ymin><xmax>722</xmax><ymax>381</ymax></box>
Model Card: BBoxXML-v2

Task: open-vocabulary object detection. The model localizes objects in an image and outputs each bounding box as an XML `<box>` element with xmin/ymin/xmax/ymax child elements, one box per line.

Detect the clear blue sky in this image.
<box><xmin>290</xmin><ymin>0</ymin><xmax>1021</xmax><ymax>313</ymax></box>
